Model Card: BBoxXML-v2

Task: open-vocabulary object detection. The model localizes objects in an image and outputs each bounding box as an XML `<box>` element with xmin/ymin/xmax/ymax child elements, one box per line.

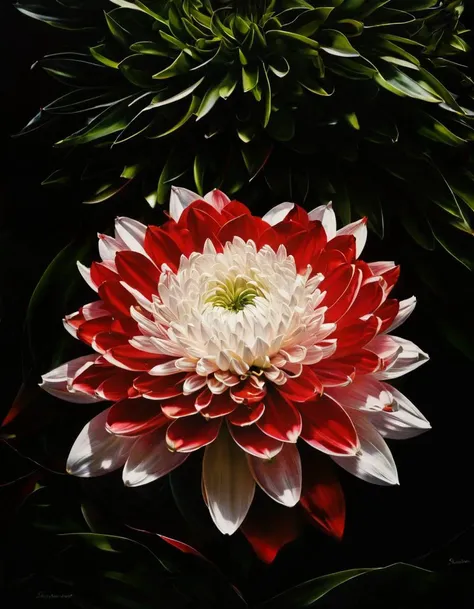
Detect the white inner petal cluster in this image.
<box><xmin>135</xmin><ymin>238</ymin><xmax>336</xmax><ymax>389</ymax></box>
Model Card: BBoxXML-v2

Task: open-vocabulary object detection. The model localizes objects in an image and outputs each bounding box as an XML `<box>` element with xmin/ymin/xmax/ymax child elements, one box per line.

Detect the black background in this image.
<box><xmin>1</xmin><ymin>2</ymin><xmax>473</xmax><ymax>607</ymax></box>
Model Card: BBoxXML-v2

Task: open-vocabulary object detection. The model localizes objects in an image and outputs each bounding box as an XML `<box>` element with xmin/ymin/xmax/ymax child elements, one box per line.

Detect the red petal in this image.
<box><xmin>96</xmin><ymin>371</ymin><xmax>137</xmax><ymax>400</ymax></box>
<box><xmin>319</xmin><ymin>264</ymin><xmax>355</xmax><ymax>309</ymax></box>
<box><xmin>230</xmin><ymin>378</ymin><xmax>266</xmax><ymax>405</ymax></box>
<box><xmin>343</xmin><ymin>278</ymin><xmax>385</xmax><ymax>322</ymax></box>
<box><xmin>160</xmin><ymin>220</ymin><xmax>194</xmax><ymax>257</ymax></box>
<box><xmin>375</xmin><ymin>299</ymin><xmax>399</xmax><ymax>333</ymax></box>
<box><xmin>144</xmin><ymin>225</ymin><xmax>183</xmax><ymax>271</ymax></box>
<box><xmin>106</xmin><ymin>397</ymin><xmax>168</xmax><ymax>436</ymax></box>
<box><xmin>158</xmin><ymin>535</ymin><xmax>206</xmax><ymax>560</ymax></box>
<box><xmin>106</xmin><ymin>344</ymin><xmax>170</xmax><ymax>371</ymax></box>
<box><xmin>299</xmin><ymin>395</ymin><xmax>358</xmax><ymax>456</ymax></box>
<box><xmin>93</xmin><ymin>331</ymin><xmax>129</xmax><ymax>353</ymax></box>
<box><xmin>71</xmin><ymin>362</ymin><xmax>115</xmax><ymax>396</ymax></box>
<box><xmin>334</xmin><ymin>350</ymin><xmax>380</xmax><ymax>375</ymax></box>
<box><xmin>182</xmin><ymin>207</ymin><xmax>221</xmax><ymax>251</ymax></box>
<box><xmin>133</xmin><ymin>373</ymin><xmax>186</xmax><ymax>399</ymax></box>
<box><xmin>257</xmin><ymin>391</ymin><xmax>302</xmax><ymax>442</ymax></box>
<box><xmin>277</xmin><ymin>369</ymin><xmax>323</xmax><ymax>402</ymax></box>
<box><xmin>218</xmin><ymin>214</ymin><xmax>267</xmax><ymax>244</ymax></box>
<box><xmin>333</xmin><ymin>316</ymin><xmax>380</xmax><ymax>357</ymax></box>
<box><xmin>200</xmin><ymin>392</ymin><xmax>237</xmax><ymax>419</ymax></box>
<box><xmin>310</xmin><ymin>360</ymin><xmax>355</xmax><ymax>387</ymax></box>
<box><xmin>179</xmin><ymin>200</ymin><xmax>225</xmax><ymax>227</ymax></box>
<box><xmin>76</xmin><ymin>317</ymin><xmax>114</xmax><ymax>344</ymax></box>
<box><xmin>227</xmin><ymin>402</ymin><xmax>265</xmax><ymax>426</ymax></box>
<box><xmin>313</xmin><ymin>249</ymin><xmax>347</xmax><ymax>276</ymax></box>
<box><xmin>90</xmin><ymin>262</ymin><xmax>118</xmax><ymax>287</ymax></box>
<box><xmin>166</xmin><ymin>416</ymin><xmax>221</xmax><ymax>452</ymax></box>
<box><xmin>285</xmin><ymin>224</ymin><xmax>327</xmax><ymax>273</ymax></box>
<box><xmin>325</xmin><ymin>235</ymin><xmax>356</xmax><ymax>263</ymax></box>
<box><xmin>161</xmin><ymin>394</ymin><xmax>198</xmax><ymax>418</ymax></box>
<box><xmin>300</xmin><ymin>450</ymin><xmax>346</xmax><ymax>540</ymax></box>
<box><xmin>115</xmin><ymin>251</ymin><xmax>161</xmax><ymax>300</ymax></box>
<box><xmin>381</xmin><ymin>265</ymin><xmax>400</xmax><ymax>293</ymax></box>
<box><xmin>241</xmin><ymin>492</ymin><xmax>301</xmax><ymax>563</ymax></box>
<box><xmin>228</xmin><ymin>423</ymin><xmax>283</xmax><ymax>459</ymax></box>
<box><xmin>110</xmin><ymin>318</ymin><xmax>138</xmax><ymax>336</ymax></box>
<box><xmin>98</xmin><ymin>281</ymin><xmax>137</xmax><ymax>318</ymax></box>
<box><xmin>220</xmin><ymin>200</ymin><xmax>252</xmax><ymax>220</ymax></box>
<box><xmin>325</xmin><ymin>268</ymin><xmax>363</xmax><ymax>323</ymax></box>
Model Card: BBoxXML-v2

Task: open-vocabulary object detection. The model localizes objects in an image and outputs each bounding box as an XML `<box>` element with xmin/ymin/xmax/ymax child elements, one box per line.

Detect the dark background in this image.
<box><xmin>1</xmin><ymin>2</ymin><xmax>473</xmax><ymax>607</ymax></box>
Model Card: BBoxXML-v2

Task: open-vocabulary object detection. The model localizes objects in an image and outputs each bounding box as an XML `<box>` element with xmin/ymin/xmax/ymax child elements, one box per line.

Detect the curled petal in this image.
<box><xmin>40</xmin><ymin>355</ymin><xmax>103</xmax><ymax>403</ymax></box>
<box><xmin>369</xmin><ymin>385</ymin><xmax>431</xmax><ymax>439</ymax></box>
<box><xmin>374</xmin><ymin>336</ymin><xmax>429</xmax><ymax>380</ymax></box>
<box><xmin>123</xmin><ymin>427</ymin><xmax>188</xmax><ymax>487</ymax></box>
<box><xmin>67</xmin><ymin>408</ymin><xmax>134</xmax><ymax>477</ymax></box>
<box><xmin>385</xmin><ymin>296</ymin><xmax>417</xmax><ymax>333</ymax></box>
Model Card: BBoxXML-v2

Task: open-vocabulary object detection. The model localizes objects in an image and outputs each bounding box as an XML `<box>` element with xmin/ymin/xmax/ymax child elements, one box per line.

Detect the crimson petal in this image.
<box><xmin>98</xmin><ymin>281</ymin><xmax>137</xmax><ymax>318</ymax></box>
<box><xmin>299</xmin><ymin>395</ymin><xmax>359</xmax><ymax>456</ymax></box>
<box><xmin>106</xmin><ymin>398</ymin><xmax>168</xmax><ymax>436</ymax></box>
<box><xmin>115</xmin><ymin>251</ymin><xmax>161</xmax><ymax>300</ymax></box>
<box><xmin>228</xmin><ymin>422</ymin><xmax>283</xmax><ymax>459</ymax></box>
<box><xmin>257</xmin><ymin>391</ymin><xmax>302</xmax><ymax>442</ymax></box>
<box><xmin>166</xmin><ymin>416</ymin><xmax>221</xmax><ymax>452</ymax></box>
<box><xmin>228</xmin><ymin>402</ymin><xmax>265</xmax><ymax>426</ymax></box>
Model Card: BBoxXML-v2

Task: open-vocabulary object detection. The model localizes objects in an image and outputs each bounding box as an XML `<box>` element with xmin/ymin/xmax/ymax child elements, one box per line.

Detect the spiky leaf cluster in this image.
<box><xmin>17</xmin><ymin>0</ymin><xmax>474</xmax><ymax>266</ymax></box>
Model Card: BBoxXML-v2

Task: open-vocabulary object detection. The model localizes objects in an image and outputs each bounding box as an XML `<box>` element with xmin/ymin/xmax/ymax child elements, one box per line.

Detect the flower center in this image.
<box><xmin>205</xmin><ymin>276</ymin><xmax>264</xmax><ymax>312</ymax></box>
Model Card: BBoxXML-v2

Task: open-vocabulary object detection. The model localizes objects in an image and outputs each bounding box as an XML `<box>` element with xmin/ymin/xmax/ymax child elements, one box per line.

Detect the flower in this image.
<box><xmin>41</xmin><ymin>187</ymin><xmax>430</xmax><ymax>544</ymax></box>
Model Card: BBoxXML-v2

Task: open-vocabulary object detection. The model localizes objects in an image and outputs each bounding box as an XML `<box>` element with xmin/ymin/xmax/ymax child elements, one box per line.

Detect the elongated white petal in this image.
<box><xmin>262</xmin><ymin>202</ymin><xmax>294</xmax><ymax>226</ymax></box>
<box><xmin>248</xmin><ymin>443</ymin><xmax>301</xmax><ymax>507</ymax></box>
<box><xmin>369</xmin><ymin>386</ymin><xmax>431</xmax><ymax>439</ymax></box>
<box><xmin>367</xmin><ymin>261</ymin><xmax>395</xmax><ymax>275</ymax></box>
<box><xmin>114</xmin><ymin>217</ymin><xmax>147</xmax><ymax>255</ymax></box>
<box><xmin>40</xmin><ymin>355</ymin><xmax>103</xmax><ymax>403</ymax></box>
<box><xmin>374</xmin><ymin>336</ymin><xmax>428</xmax><ymax>380</ymax></box>
<box><xmin>308</xmin><ymin>202</ymin><xmax>337</xmax><ymax>239</ymax></box>
<box><xmin>149</xmin><ymin>360</ymin><xmax>181</xmax><ymax>376</ymax></box>
<box><xmin>77</xmin><ymin>261</ymin><xmax>97</xmax><ymax>292</ymax></box>
<box><xmin>335</xmin><ymin>217</ymin><xmax>367</xmax><ymax>257</ymax></box>
<box><xmin>202</xmin><ymin>427</ymin><xmax>255</xmax><ymax>535</ymax></box>
<box><xmin>169</xmin><ymin>186</ymin><xmax>200</xmax><ymax>221</ymax></box>
<box><xmin>123</xmin><ymin>428</ymin><xmax>188</xmax><ymax>487</ymax></box>
<box><xmin>67</xmin><ymin>408</ymin><xmax>134</xmax><ymax>477</ymax></box>
<box><xmin>385</xmin><ymin>296</ymin><xmax>417</xmax><ymax>333</ymax></box>
<box><xmin>98</xmin><ymin>233</ymin><xmax>127</xmax><ymax>261</ymax></box>
<box><xmin>331</xmin><ymin>410</ymin><xmax>399</xmax><ymax>486</ymax></box>
<box><xmin>326</xmin><ymin>377</ymin><xmax>394</xmax><ymax>413</ymax></box>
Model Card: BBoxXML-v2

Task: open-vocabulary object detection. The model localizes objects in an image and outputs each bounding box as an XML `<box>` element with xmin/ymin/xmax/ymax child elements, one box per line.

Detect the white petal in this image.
<box><xmin>67</xmin><ymin>408</ymin><xmax>134</xmax><ymax>477</ymax></box>
<box><xmin>77</xmin><ymin>261</ymin><xmax>97</xmax><ymax>292</ymax></box>
<box><xmin>369</xmin><ymin>385</ymin><xmax>431</xmax><ymax>439</ymax></box>
<box><xmin>331</xmin><ymin>410</ymin><xmax>399</xmax><ymax>486</ymax></box>
<box><xmin>262</xmin><ymin>202</ymin><xmax>294</xmax><ymax>226</ymax></box>
<box><xmin>114</xmin><ymin>217</ymin><xmax>147</xmax><ymax>255</ymax></box>
<box><xmin>202</xmin><ymin>427</ymin><xmax>255</xmax><ymax>535</ymax></box>
<box><xmin>169</xmin><ymin>186</ymin><xmax>200</xmax><ymax>221</ymax></box>
<box><xmin>183</xmin><ymin>374</ymin><xmax>208</xmax><ymax>395</ymax></box>
<box><xmin>98</xmin><ymin>233</ymin><xmax>127</xmax><ymax>261</ymax></box>
<box><xmin>335</xmin><ymin>217</ymin><xmax>368</xmax><ymax>258</ymax></box>
<box><xmin>40</xmin><ymin>355</ymin><xmax>103</xmax><ymax>403</ymax></box>
<box><xmin>308</xmin><ymin>202</ymin><xmax>337</xmax><ymax>239</ymax></box>
<box><xmin>123</xmin><ymin>428</ymin><xmax>188</xmax><ymax>487</ymax></box>
<box><xmin>248</xmin><ymin>443</ymin><xmax>301</xmax><ymax>507</ymax></box>
<box><xmin>326</xmin><ymin>377</ymin><xmax>393</xmax><ymax>413</ymax></box>
<box><xmin>374</xmin><ymin>336</ymin><xmax>429</xmax><ymax>380</ymax></box>
<box><xmin>367</xmin><ymin>261</ymin><xmax>395</xmax><ymax>275</ymax></box>
<box><xmin>148</xmin><ymin>360</ymin><xmax>181</xmax><ymax>376</ymax></box>
<box><xmin>385</xmin><ymin>296</ymin><xmax>417</xmax><ymax>333</ymax></box>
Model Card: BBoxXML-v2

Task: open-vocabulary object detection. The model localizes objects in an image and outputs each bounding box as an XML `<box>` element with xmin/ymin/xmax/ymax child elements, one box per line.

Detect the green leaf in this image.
<box><xmin>320</xmin><ymin>30</ymin><xmax>360</xmax><ymax>57</ymax></box>
<box><xmin>148</xmin><ymin>95</ymin><xmax>199</xmax><ymax>139</ymax></box>
<box><xmin>193</xmin><ymin>153</ymin><xmax>206</xmax><ymax>195</ymax></box>
<box><xmin>242</xmin><ymin>64</ymin><xmax>260</xmax><ymax>92</ymax></box>
<box><xmin>269</xmin><ymin>56</ymin><xmax>290</xmax><ymax>78</ymax></box>
<box><xmin>196</xmin><ymin>85</ymin><xmax>221</xmax><ymax>120</ymax></box>
<box><xmin>104</xmin><ymin>10</ymin><xmax>130</xmax><ymax>47</ymax></box>
<box><xmin>417</xmin><ymin>115</ymin><xmax>467</xmax><ymax>146</ymax></box>
<box><xmin>219</xmin><ymin>73</ymin><xmax>238</xmax><ymax>99</ymax></box>
<box><xmin>130</xmin><ymin>41</ymin><xmax>169</xmax><ymax>57</ymax></box>
<box><xmin>83</xmin><ymin>180</ymin><xmax>129</xmax><ymax>204</ymax></box>
<box><xmin>267</xmin><ymin>29</ymin><xmax>320</xmax><ymax>50</ymax></box>
<box><xmin>152</xmin><ymin>51</ymin><xmax>189</xmax><ymax>79</ymax></box>
<box><xmin>241</xmin><ymin>139</ymin><xmax>274</xmax><ymax>180</ymax></box>
<box><xmin>374</xmin><ymin>66</ymin><xmax>442</xmax><ymax>102</ymax></box>
<box><xmin>261</xmin><ymin>65</ymin><xmax>272</xmax><ymax>128</ymax></box>
<box><xmin>147</xmin><ymin>77</ymin><xmax>205</xmax><ymax>108</ymax></box>
<box><xmin>89</xmin><ymin>44</ymin><xmax>120</xmax><ymax>69</ymax></box>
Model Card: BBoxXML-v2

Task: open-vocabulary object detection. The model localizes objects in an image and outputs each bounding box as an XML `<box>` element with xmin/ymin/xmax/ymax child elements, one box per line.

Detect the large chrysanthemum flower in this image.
<box><xmin>41</xmin><ymin>187</ymin><xmax>430</xmax><ymax>541</ymax></box>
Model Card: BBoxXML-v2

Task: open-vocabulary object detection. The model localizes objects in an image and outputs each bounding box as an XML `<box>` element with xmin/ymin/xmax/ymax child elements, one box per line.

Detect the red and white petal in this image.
<box><xmin>385</xmin><ymin>296</ymin><xmax>417</xmax><ymax>333</ymax></box>
<box><xmin>161</xmin><ymin>394</ymin><xmax>199</xmax><ymax>419</ymax></box>
<box><xmin>169</xmin><ymin>186</ymin><xmax>200</xmax><ymax>222</ymax></box>
<box><xmin>369</xmin><ymin>385</ymin><xmax>431</xmax><ymax>439</ymax></box>
<box><xmin>66</xmin><ymin>408</ymin><xmax>134</xmax><ymax>477</ymax></box>
<box><xmin>228</xmin><ymin>422</ymin><xmax>283</xmax><ymax>459</ymax></box>
<box><xmin>98</xmin><ymin>232</ymin><xmax>127</xmax><ymax>261</ymax></box>
<box><xmin>248</xmin><ymin>443</ymin><xmax>301</xmax><ymax>507</ymax></box>
<box><xmin>123</xmin><ymin>427</ymin><xmax>188</xmax><ymax>487</ymax></box>
<box><xmin>331</xmin><ymin>410</ymin><xmax>399</xmax><ymax>486</ymax></box>
<box><xmin>262</xmin><ymin>202</ymin><xmax>294</xmax><ymax>226</ymax></box>
<box><xmin>228</xmin><ymin>402</ymin><xmax>265</xmax><ymax>426</ymax></box>
<box><xmin>257</xmin><ymin>391</ymin><xmax>302</xmax><ymax>443</ymax></box>
<box><xmin>299</xmin><ymin>395</ymin><xmax>359</xmax><ymax>456</ymax></box>
<box><xmin>374</xmin><ymin>336</ymin><xmax>429</xmax><ymax>380</ymax></box>
<box><xmin>166</xmin><ymin>416</ymin><xmax>221</xmax><ymax>452</ymax></box>
<box><xmin>202</xmin><ymin>427</ymin><xmax>255</xmax><ymax>535</ymax></box>
<box><xmin>106</xmin><ymin>398</ymin><xmax>168</xmax><ymax>436</ymax></box>
<box><xmin>308</xmin><ymin>202</ymin><xmax>337</xmax><ymax>239</ymax></box>
<box><xmin>326</xmin><ymin>377</ymin><xmax>394</xmax><ymax>413</ymax></box>
<box><xmin>203</xmin><ymin>189</ymin><xmax>230</xmax><ymax>212</ymax></box>
<box><xmin>335</xmin><ymin>217</ymin><xmax>367</xmax><ymax>258</ymax></box>
<box><xmin>40</xmin><ymin>355</ymin><xmax>103</xmax><ymax>403</ymax></box>
<box><xmin>77</xmin><ymin>261</ymin><xmax>97</xmax><ymax>292</ymax></box>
